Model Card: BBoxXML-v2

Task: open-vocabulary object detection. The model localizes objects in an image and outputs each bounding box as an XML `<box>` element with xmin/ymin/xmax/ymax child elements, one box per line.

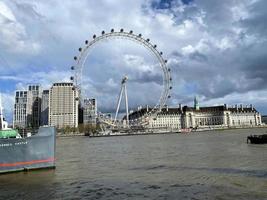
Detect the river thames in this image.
<box><xmin>0</xmin><ymin>128</ymin><xmax>267</xmax><ymax>200</ymax></box>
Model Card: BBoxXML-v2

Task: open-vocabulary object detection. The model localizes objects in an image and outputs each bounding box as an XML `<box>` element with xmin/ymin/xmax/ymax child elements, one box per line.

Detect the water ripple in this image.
<box><xmin>130</xmin><ymin>165</ymin><xmax>267</xmax><ymax>178</ymax></box>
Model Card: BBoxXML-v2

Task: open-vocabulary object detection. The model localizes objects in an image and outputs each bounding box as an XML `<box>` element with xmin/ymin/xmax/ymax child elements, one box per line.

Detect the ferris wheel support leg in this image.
<box><xmin>124</xmin><ymin>84</ymin><xmax>129</xmax><ymax>126</ymax></box>
<box><xmin>115</xmin><ymin>85</ymin><xmax>123</xmax><ymax>123</ymax></box>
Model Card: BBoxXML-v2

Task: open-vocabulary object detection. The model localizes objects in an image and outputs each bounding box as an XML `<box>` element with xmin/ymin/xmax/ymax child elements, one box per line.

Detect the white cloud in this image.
<box><xmin>0</xmin><ymin>92</ymin><xmax>14</xmax><ymax>123</ymax></box>
<box><xmin>0</xmin><ymin>1</ymin><xmax>41</xmax><ymax>55</ymax></box>
<box><xmin>1</xmin><ymin>0</ymin><xmax>267</xmax><ymax>120</ymax></box>
<box><xmin>181</xmin><ymin>45</ymin><xmax>195</xmax><ymax>55</ymax></box>
<box><xmin>0</xmin><ymin>1</ymin><xmax>16</xmax><ymax>21</ymax></box>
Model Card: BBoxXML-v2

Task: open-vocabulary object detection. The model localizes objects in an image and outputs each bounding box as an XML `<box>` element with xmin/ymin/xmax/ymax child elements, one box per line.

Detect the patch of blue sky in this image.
<box><xmin>151</xmin><ymin>0</ymin><xmax>194</xmax><ymax>10</ymax></box>
<box><xmin>0</xmin><ymin>79</ymin><xmax>17</xmax><ymax>92</ymax></box>
<box><xmin>181</xmin><ymin>0</ymin><xmax>194</xmax><ymax>5</ymax></box>
<box><xmin>151</xmin><ymin>0</ymin><xmax>174</xmax><ymax>10</ymax></box>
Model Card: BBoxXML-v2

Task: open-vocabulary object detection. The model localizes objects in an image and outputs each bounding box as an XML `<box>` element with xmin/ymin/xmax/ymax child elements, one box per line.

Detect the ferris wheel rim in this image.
<box><xmin>71</xmin><ymin>28</ymin><xmax>172</xmax><ymax>121</ymax></box>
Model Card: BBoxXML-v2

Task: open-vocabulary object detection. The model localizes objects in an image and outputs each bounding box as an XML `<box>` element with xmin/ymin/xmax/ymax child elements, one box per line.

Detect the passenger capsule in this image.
<box><xmin>169</xmin><ymin>86</ymin><xmax>172</xmax><ymax>90</ymax></box>
<box><xmin>74</xmin><ymin>56</ymin><xmax>77</xmax><ymax>60</ymax></box>
<box><xmin>168</xmin><ymin>95</ymin><xmax>171</xmax><ymax>98</ymax></box>
<box><xmin>120</xmin><ymin>28</ymin><xmax>124</xmax><ymax>32</ymax></box>
<box><xmin>71</xmin><ymin>66</ymin><xmax>74</xmax><ymax>70</ymax></box>
<box><xmin>129</xmin><ymin>30</ymin><xmax>133</xmax><ymax>34</ymax></box>
<box><xmin>78</xmin><ymin>47</ymin><xmax>82</xmax><ymax>52</ymax></box>
<box><xmin>168</xmin><ymin>68</ymin><xmax>171</xmax><ymax>72</ymax></box>
<box><xmin>146</xmin><ymin>38</ymin><xmax>150</xmax><ymax>42</ymax></box>
<box><xmin>93</xmin><ymin>34</ymin><xmax>96</xmax><ymax>39</ymax></box>
<box><xmin>160</xmin><ymin>52</ymin><xmax>163</xmax><ymax>55</ymax></box>
<box><xmin>70</xmin><ymin>76</ymin><xmax>74</xmax><ymax>81</ymax></box>
<box><xmin>85</xmin><ymin>40</ymin><xmax>88</xmax><ymax>44</ymax></box>
<box><xmin>111</xmin><ymin>28</ymin><xmax>114</xmax><ymax>33</ymax></box>
<box><xmin>165</xmin><ymin>60</ymin><xmax>168</xmax><ymax>63</ymax></box>
<box><xmin>102</xmin><ymin>31</ymin><xmax>105</xmax><ymax>35</ymax></box>
<box><xmin>138</xmin><ymin>34</ymin><xmax>142</xmax><ymax>37</ymax></box>
<box><xmin>153</xmin><ymin>45</ymin><xmax>157</xmax><ymax>48</ymax></box>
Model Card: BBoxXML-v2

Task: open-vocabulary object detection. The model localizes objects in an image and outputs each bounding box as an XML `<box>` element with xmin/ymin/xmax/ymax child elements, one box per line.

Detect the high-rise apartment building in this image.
<box><xmin>83</xmin><ymin>98</ymin><xmax>97</xmax><ymax>125</ymax></box>
<box><xmin>27</xmin><ymin>85</ymin><xmax>41</xmax><ymax>128</ymax></box>
<box><xmin>41</xmin><ymin>90</ymin><xmax>49</xmax><ymax>126</ymax></box>
<box><xmin>13</xmin><ymin>91</ymin><xmax>28</xmax><ymax>128</ymax></box>
<box><xmin>48</xmin><ymin>83</ymin><xmax>79</xmax><ymax>129</ymax></box>
<box><xmin>13</xmin><ymin>85</ymin><xmax>42</xmax><ymax>129</ymax></box>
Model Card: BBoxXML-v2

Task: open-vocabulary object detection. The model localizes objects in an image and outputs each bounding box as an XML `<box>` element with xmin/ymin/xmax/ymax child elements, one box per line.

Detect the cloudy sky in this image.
<box><xmin>1</xmin><ymin>0</ymin><xmax>267</xmax><ymax>122</ymax></box>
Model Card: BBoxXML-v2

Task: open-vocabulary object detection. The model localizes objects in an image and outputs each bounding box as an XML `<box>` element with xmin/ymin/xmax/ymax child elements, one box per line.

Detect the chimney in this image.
<box><xmin>240</xmin><ymin>104</ymin><xmax>243</xmax><ymax>111</ymax></box>
<box><xmin>224</xmin><ymin>104</ymin><xmax>228</xmax><ymax>110</ymax></box>
<box><xmin>146</xmin><ymin>105</ymin><xmax>149</xmax><ymax>112</ymax></box>
<box><xmin>235</xmin><ymin>104</ymin><xmax>238</xmax><ymax>111</ymax></box>
<box><xmin>166</xmin><ymin>105</ymin><xmax>169</xmax><ymax>112</ymax></box>
<box><xmin>179</xmin><ymin>104</ymin><xmax>182</xmax><ymax>111</ymax></box>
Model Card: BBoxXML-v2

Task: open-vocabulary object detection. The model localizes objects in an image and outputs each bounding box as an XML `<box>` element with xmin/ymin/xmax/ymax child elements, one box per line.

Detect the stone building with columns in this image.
<box><xmin>128</xmin><ymin>97</ymin><xmax>262</xmax><ymax>131</ymax></box>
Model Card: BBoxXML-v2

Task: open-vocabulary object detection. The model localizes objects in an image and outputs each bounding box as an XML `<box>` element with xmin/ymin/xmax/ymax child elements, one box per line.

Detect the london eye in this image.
<box><xmin>71</xmin><ymin>28</ymin><xmax>172</xmax><ymax>127</ymax></box>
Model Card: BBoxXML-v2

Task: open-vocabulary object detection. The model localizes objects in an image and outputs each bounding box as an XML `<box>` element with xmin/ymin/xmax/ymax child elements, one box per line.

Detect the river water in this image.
<box><xmin>0</xmin><ymin>128</ymin><xmax>267</xmax><ymax>200</ymax></box>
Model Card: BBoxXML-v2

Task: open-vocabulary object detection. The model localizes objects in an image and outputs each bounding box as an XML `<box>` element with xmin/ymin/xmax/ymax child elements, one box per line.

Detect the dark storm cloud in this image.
<box><xmin>188</xmin><ymin>51</ymin><xmax>208</xmax><ymax>62</ymax></box>
<box><xmin>153</xmin><ymin>0</ymin><xmax>267</xmax><ymax>110</ymax></box>
<box><xmin>172</xmin><ymin>93</ymin><xmax>194</xmax><ymax>105</ymax></box>
<box><xmin>242</xmin><ymin>50</ymin><xmax>267</xmax><ymax>88</ymax></box>
<box><xmin>240</xmin><ymin>0</ymin><xmax>267</xmax><ymax>36</ymax></box>
<box><xmin>131</xmin><ymin>71</ymin><xmax>162</xmax><ymax>85</ymax></box>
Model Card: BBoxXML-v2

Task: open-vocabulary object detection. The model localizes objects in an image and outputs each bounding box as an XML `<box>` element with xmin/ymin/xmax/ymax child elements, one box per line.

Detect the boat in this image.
<box><xmin>0</xmin><ymin>96</ymin><xmax>56</xmax><ymax>174</ymax></box>
<box><xmin>247</xmin><ymin>134</ymin><xmax>267</xmax><ymax>144</ymax></box>
<box><xmin>180</xmin><ymin>128</ymin><xmax>192</xmax><ymax>133</ymax></box>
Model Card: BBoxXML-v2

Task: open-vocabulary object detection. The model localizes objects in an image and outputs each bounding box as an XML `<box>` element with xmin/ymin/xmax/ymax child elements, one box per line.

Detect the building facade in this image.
<box><xmin>13</xmin><ymin>85</ymin><xmax>42</xmax><ymax>129</ymax></box>
<box><xmin>48</xmin><ymin>83</ymin><xmax>79</xmax><ymax>129</ymax></box>
<box><xmin>181</xmin><ymin>104</ymin><xmax>261</xmax><ymax>129</ymax></box>
<box><xmin>27</xmin><ymin>85</ymin><xmax>41</xmax><ymax>128</ymax></box>
<box><xmin>41</xmin><ymin>90</ymin><xmax>49</xmax><ymax>126</ymax></box>
<box><xmin>128</xmin><ymin>102</ymin><xmax>262</xmax><ymax>131</ymax></box>
<box><xmin>83</xmin><ymin>98</ymin><xmax>97</xmax><ymax>125</ymax></box>
<box><xmin>13</xmin><ymin>91</ymin><xmax>28</xmax><ymax>128</ymax></box>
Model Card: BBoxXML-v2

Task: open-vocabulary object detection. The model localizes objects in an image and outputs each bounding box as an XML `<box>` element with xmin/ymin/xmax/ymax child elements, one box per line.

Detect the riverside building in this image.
<box><xmin>13</xmin><ymin>91</ymin><xmax>28</xmax><ymax>128</ymax></box>
<box><xmin>48</xmin><ymin>83</ymin><xmax>79</xmax><ymax>129</ymax></box>
<box><xmin>83</xmin><ymin>98</ymin><xmax>97</xmax><ymax>125</ymax></box>
<box><xmin>262</xmin><ymin>115</ymin><xmax>267</xmax><ymax>125</ymax></box>
<box><xmin>13</xmin><ymin>85</ymin><xmax>42</xmax><ymax>129</ymax></box>
<box><xmin>128</xmin><ymin>97</ymin><xmax>262</xmax><ymax>131</ymax></box>
<box><xmin>41</xmin><ymin>90</ymin><xmax>49</xmax><ymax>126</ymax></box>
<box><xmin>27</xmin><ymin>85</ymin><xmax>42</xmax><ymax>128</ymax></box>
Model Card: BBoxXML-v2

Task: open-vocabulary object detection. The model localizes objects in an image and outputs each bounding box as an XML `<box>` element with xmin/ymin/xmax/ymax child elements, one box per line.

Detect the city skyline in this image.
<box><xmin>1</xmin><ymin>0</ymin><xmax>267</xmax><ymax>122</ymax></box>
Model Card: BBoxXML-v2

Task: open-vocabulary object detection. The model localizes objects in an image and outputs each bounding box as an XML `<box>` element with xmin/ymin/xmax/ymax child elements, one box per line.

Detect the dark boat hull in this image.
<box><xmin>247</xmin><ymin>134</ymin><xmax>267</xmax><ymax>144</ymax></box>
<box><xmin>0</xmin><ymin>127</ymin><xmax>56</xmax><ymax>174</ymax></box>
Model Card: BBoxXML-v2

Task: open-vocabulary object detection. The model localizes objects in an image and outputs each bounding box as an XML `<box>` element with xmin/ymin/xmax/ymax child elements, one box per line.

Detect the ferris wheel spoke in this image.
<box><xmin>71</xmin><ymin>29</ymin><xmax>172</xmax><ymax>127</ymax></box>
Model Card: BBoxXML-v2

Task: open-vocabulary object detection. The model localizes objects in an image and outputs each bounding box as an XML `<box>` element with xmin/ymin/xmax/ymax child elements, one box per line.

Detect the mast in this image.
<box><xmin>0</xmin><ymin>94</ymin><xmax>4</xmax><ymax>130</ymax></box>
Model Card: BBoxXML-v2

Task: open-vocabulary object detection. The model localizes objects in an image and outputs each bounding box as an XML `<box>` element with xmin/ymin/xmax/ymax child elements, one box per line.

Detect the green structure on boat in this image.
<box><xmin>0</xmin><ymin>95</ymin><xmax>19</xmax><ymax>138</ymax></box>
<box><xmin>0</xmin><ymin>129</ymin><xmax>18</xmax><ymax>138</ymax></box>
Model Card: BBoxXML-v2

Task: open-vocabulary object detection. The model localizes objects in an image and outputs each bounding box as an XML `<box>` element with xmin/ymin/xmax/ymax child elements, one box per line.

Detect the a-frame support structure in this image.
<box><xmin>114</xmin><ymin>76</ymin><xmax>129</xmax><ymax>126</ymax></box>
